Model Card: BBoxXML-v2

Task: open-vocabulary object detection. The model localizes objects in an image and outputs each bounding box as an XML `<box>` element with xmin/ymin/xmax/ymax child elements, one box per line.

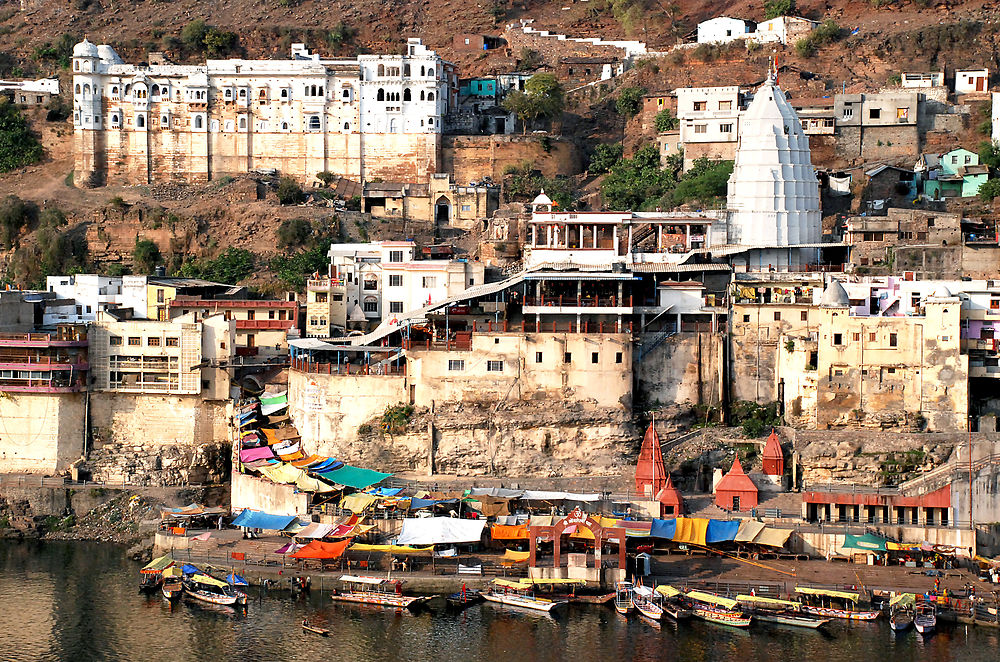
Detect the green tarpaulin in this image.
<box><xmin>318</xmin><ymin>465</ymin><xmax>392</xmax><ymax>490</ymax></box>
<box><xmin>842</xmin><ymin>533</ymin><xmax>889</xmax><ymax>552</ymax></box>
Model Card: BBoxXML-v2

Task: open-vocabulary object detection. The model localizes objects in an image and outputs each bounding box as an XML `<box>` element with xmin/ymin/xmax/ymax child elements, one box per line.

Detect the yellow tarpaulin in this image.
<box><xmin>260</xmin><ymin>463</ymin><xmax>304</xmax><ymax>484</ymax></box>
<box><xmin>753</xmin><ymin>527</ymin><xmax>792</xmax><ymax>548</ymax></box>
<box><xmin>342</xmin><ymin>493</ymin><xmax>380</xmax><ymax>513</ymax></box>
<box><xmin>889</xmin><ymin>593</ymin><xmax>916</xmax><ymax>607</ymax></box>
<box><xmin>672</xmin><ymin>518</ymin><xmax>709</xmax><ymax>546</ymax></box>
<box><xmin>295</xmin><ymin>473</ymin><xmax>335</xmax><ymax>493</ymax></box>
<box><xmin>795</xmin><ymin>586</ymin><xmax>859</xmax><ymax>602</ymax></box>
<box><xmin>655</xmin><ymin>585</ymin><xmax>682</xmax><ymax>598</ymax></box>
<box><xmin>349</xmin><ymin>544</ymin><xmax>433</xmax><ymax>554</ymax></box>
<box><xmin>191</xmin><ymin>573</ymin><xmax>229</xmax><ymax>588</ymax></box>
<box><xmin>493</xmin><ymin>579</ymin><xmax>526</xmax><ymax>589</ymax></box>
<box><xmin>686</xmin><ymin>590</ymin><xmax>738</xmax><ymax>609</ymax></box>
<box><xmin>501</xmin><ymin>549</ymin><xmax>530</xmax><ymax>563</ymax></box>
<box><xmin>162</xmin><ymin>566</ymin><xmax>183</xmax><ymax>578</ymax></box>
<box><xmin>517</xmin><ymin>578</ymin><xmax>586</xmax><ymax>585</ymax></box>
<box><xmin>736</xmin><ymin>595</ymin><xmax>801</xmax><ymax>608</ymax></box>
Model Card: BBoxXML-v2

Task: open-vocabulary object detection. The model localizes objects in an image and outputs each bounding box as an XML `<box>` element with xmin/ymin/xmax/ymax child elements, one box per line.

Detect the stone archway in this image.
<box><xmin>527</xmin><ymin>508</ymin><xmax>625</xmax><ymax>578</ymax></box>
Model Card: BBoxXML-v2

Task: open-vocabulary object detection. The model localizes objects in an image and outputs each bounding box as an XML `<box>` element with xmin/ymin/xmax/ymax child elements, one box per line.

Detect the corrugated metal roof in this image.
<box><xmin>524</xmin><ymin>272</ymin><xmax>639</xmax><ymax>281</ymax></box>
<box><xmin>630</xmin><ymin>262</ymin><xmax>731</xmax><ymax>273</ymax></box>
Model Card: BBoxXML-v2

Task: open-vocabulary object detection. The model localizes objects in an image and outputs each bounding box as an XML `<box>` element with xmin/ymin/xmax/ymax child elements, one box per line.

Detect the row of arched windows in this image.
<box><xmin>375</xmin><ymin>63</ymin><xmax>435</xmax><ymax>78</ymax></box>
<box><xmin>376</xmin><ymin>88</ymin><xmax>434</xmax><ymax>102</ymax></box>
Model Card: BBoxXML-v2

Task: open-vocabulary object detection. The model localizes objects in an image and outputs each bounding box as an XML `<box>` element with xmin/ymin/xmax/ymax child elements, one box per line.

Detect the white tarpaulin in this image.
<box><xmin>395</xmin><ymin>517</ymin><xmax>486</xmax><ymax>545</ymax></box>
<box><xmin>828</xmin><ymin>174</ymin><xmax>851</xmax><ymax>196</ymax></box>
<box><xmin>521</xmin><ymin>490</ymin><xmax>602</xmax><ymax>502</ymax></box>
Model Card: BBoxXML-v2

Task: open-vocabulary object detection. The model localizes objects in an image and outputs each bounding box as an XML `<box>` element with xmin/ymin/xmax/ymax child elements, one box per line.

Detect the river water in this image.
<box><xmin>2</xmin><ymin>540</ymin><xmax>998</xmax><ymax>661</ymax></box>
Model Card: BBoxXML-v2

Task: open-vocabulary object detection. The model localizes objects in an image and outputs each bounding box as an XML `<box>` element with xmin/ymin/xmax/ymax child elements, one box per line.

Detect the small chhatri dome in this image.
<box><xmin>930</xmin><ymin>285</ymin><xmax>953</xmax><ymax>299</ymax></box>
<box><xmin>96</xmin><ymin>44</ymin><xmax>123</xmax><ymax>64</ymax></box>
<box><xmin>531</xmin><ymin>189</ymin><xmax>552</xmax><ymax>207</ymax></box>
<box><xmin>820</xmin><ymin>279</ymin><xmax>850</xmax><ymax>307</ymax></box>
<box><xmin>73</xmin><ymin>38</ymin><xmax>99</xmax><ymax>58</ymax></box>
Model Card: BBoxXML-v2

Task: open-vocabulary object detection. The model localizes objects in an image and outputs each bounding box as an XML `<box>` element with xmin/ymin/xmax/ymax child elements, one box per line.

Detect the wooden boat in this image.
<box><xmin>888</xmin><ymin>593</ymin><xmax>915</xmax><ymax>631</ymax></box>
<box><xmin>301</xmin><ymin>620</ymin><xmax>330</xmax><ymax>636</ymax></box>
<box><xmin>796</xmin><ymin>586</ymin><xmax>880</xmax><ymax>621</ymax></box>
<box><xmin>140</xmin><ymin>555</ymin><xmax>174</xmax><ymax>592</ymax></box>
<box><xmin>446</xmin><ymin>586</ymin><xmax>484</xmax><ymax>610</ymax></box>
<box><xmin>914</xmin><ymin>603</ymin><xmax>937</xmax><ymax>634</ymax></box>
<box><xmin>890</xmin><ymin>611</ymin><xmax>913</xmax><ymax>631</ymax></box>
<box><xmin>632</xmin><ymin>585</ymin><xmax>664</xmax><ymax>622</ymax></box>
<box><xmin>184</xmin><ymin>573</ymin><xmax>242</xmax><ymax>606</ymax></box>
<box><xmin>686</xmin><ymin>590</ymin><xmax>752</xmax><ymax>628</ymax></box>
<box><xmin>736</xmin><ymin>594</ymin><xmax>829</xmax><ymax>629</ymax></box>
<box><xmin>161</xmin><ymin>566</ymin><xmax>184</xmax><ymax>601</ymax></box>
<box><xmin>483</xmin><ymin>579</ymin><xmax>567</xmax><ymax>613</ymax></box>
<box><xmin>330</xmin><ymin>575</ymin><xmax>429</xmax><ymax>609</ymax></box>
<box><xmin>570</xmin><ymin>592</ymin><xmax>615</xmax><ymax>605</ymax></box>
<box><xmin>614</xmin><ymin>581</ymin><xmax>634</xmax><ymax>615</ymax></box>
<box><xmin>655</xmin><ymin>585</ymin><xmax>692</xmax><ymax>620</ymax></box>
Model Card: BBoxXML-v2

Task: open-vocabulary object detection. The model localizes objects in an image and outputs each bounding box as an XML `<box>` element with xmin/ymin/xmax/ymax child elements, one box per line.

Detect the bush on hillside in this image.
<box><xmin>0</xmin><ymin>100</ymin><xmax>43</xmax><ymax>172</ymax></box>
<box><xmin>654</xmin><ymin>108</ymin><xmax>678</xmax><ymax>133</ymax></box>
<box><xmin>589</xmin><ymin>143</ymin><xmax>623</xmax><ymax>174</ymax></box>
<box><xmin>276</xmin><ymin>218</ymin><xmax>313</xmax><ymax>247</ymax></box>
<box><xmin>615</xmin><ymin>86</ymin><xmax>647</xmax><ymax>118</ymax></box>
<box><xmin>276</xmin><ymin>177</ymin><xmax>305</xmax><ymax>205</ymax></box>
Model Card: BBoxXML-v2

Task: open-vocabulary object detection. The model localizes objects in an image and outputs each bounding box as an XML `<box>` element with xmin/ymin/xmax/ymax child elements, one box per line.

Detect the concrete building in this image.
<box><xmin>696</xmin><ymin>17</ymin><xmax>754</xmax><ymax>44</ymax></box>
<box><xmin>901</xmin><ymin>72</ymin><xmax>944</xmax><ymax>89</ymax></box>
<box><xmin>72</xmin><ymin>38</ymin><xmax>457</xmax><ymax>187</ymax></box>
<box><xmin>788</xmin><ymin>97</ymin><xmax>835</xmax><ymax>136</ymax></box>
<box><xmin>363</xmin><ymin>174</ymin><xmax>499</xmax><ymax>229</ymax></box>
<box><xmin>0</xmin><ymin>291</ymin><xmax>38</xmax><ymax>332</ymax></box>
<box><xmin>955</xmin><ymin>69</ymin><xmax>989</xmax><ymax>95</ymax></box>
<box><xmin>725</xmin><ymin>76</ymin><xmax>822</xmax><ymax>262</ymax></box>
<box><xmin>168</xmin><ymin>297</ymin><xmax>299</xmax><ymax>357</ymax></box>
<box><xmin>834</xmin><ymin>91</ymin><xmax>920</xmax><ymax>161</ymax></box>
<box><xmin>120</xmin><ymin>276</ymin><xmax>245</xmax><ymax>321</ymax></box>
<box><xmin>748</xmin><ymin>16</ymin><xmax>818</xmax><ymax>45</ymax></box>
<box><xmin>845</xmin><ymin>209</ymin><xmax>961</xmax><ymax>270</ymax></box>
<box><xmin>305</xmin><ymin>276</ymin><xmax>348</xmax><ymax>337</ymax></box>
<box><xmin>918</xmin><ymin>148</ymin><xmax>989</xmax><ymax>199</ymax></box>
<box><xmin>0</xmin><ymin>77</ymin><xmax>60</xmax><ymax>105</ymax></box>
<box><xmin>89</xmin><ymin>310</ymin><xmax>234</xmax><ymax>398</ymax></box>
<box><xmin>43</xmin><ymin>274</ymin><xmax>123</xmax><ymax>325</ymax></box>
<box><xmin>675</xmin><ymin>86</ymin><xmax>746</xmax><ymax>170</ymax></box>
<box><xmin>0</xmin><ymin>324</ymin><xmax>88</xmax><ymax>393</ymax></box>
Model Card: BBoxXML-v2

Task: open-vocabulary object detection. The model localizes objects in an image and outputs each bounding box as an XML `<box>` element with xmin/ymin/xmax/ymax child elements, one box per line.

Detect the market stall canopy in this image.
<box><xmin>409</xmin><ymin>497</ymin><xmax>460</xmax><ymax>510</ymax></box>
<box><xmin>317</xmin><ymin>466</ymin><xmax>392</xmax><ymax>490</ymax></box>
<box><xmin>501</xmin><ymin>549</ymin><xmax>530</xmax><ymax>564</ymax></box>
<box><xmin>491</xmin><ymin>524</ymin><xmax>529</xmax><ymax>540</ymax></box>
<box><xmin>290</xmin><ymin>539</ymin><xmax>350</xmax><ymax>560</ymax></box>
<box><xmin>889</xmin><ymin>593</ymin><xmax>916</xmax><ymax>607</ymax></box>
<box><xmin>395</xmin><ymin>517</ymin><xmax>486</xmax><ymax>546</ymax></box>
<box><xmin>162</xmin><ymin>567</ymin><xmax>183</xmax><ymax>578</ymax></box>
<box><xmin>734</xmin><ymin>519</ymin><xmax>766</xmax><ymax>542</ymax></box>
<box><xmin>159</xmin><ymin>504</ymin><xmax>228</xmax><ymax>518</ymax></box>
<box><xmin>231</xmin><ymin>509</ymin><xmax>298</xmax><ymax>531</ymax></box>
<box><xmin>842</xmin><ymin>533</ymin><xmax>889</xmax><ymax>552</ymax></box>
<box><xmin>672</xmin><ymin>518</ymin><xmax>709</xmax><ymax>546</ymax></box>
<box><xmin>705</xmin><ymin>519</ymin><xmax>740</xmax><ymax>544</ymax></box>
<box><xmin>342</xmin><ymin>493</ymin><xmax>380</xmax><ymax>513</ymax></box>
<box><xmin>295</xmin><ymin>522</ymin><xmax>335</xmax><ymax>539</ymax></box>
<box><xmin>753</xmin><ymin>527</ymin><xmax>792</xmax><ymax>548</ymax></box>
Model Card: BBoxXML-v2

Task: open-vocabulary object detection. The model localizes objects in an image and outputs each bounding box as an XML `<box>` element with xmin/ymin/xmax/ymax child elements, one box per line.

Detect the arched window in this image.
<box><xmin>225</xmin><ymin>88</ymin><xmax>233</xmax><ymax>99</ymax></box>
<box><xmin>111</xmin><ymin>86</ymin><xmax>118</xmax><ymax>96</ymax></box>
<box><xmin>281</xmin><ymin>121</ymin><xmax>289</xmax><ymax>131</ymax></box>
<box><xmin>420</xmin><ymin>66</ymin><xmax>425</xmax><ymax>76</ymax></box>
<box><xmin>75</xmin><ymin>84</ymin><xmax>81</xmax><ymax>94</ymax></box>
<box><xmin>427</xmin><ymin>92</ymin><xmax>434</xmax><ymax>101</ymax></box>
<box><xmin>420</xmin><ymin>90</ymin><xmax>425</xmax><ymax>101</ymax></box>
<box><xmin>137</xmin><ymin>114</ymin><xmax>145</xmax><ymax>128</ymax></box>
<box><xmin>111</xmin><ymin>113</ymin><xmax>119</xmax><ymax>124</ymax></box>
<box><xmin>403</xmin><ymin>64</ymin><xmax>410</xmax><ymax>77</ymax></box>
<box><xmin>280</xmin><ymin>88</ymin><xmax>289</xmax><ymax>99</ymax></box>
<box><xmin>83</xmin><ymin>84</ymin><xmax>91</xmax><ymax>95</ymax></box>
<box><xmin>428</xmin><ymin>67</ymin><xmax>435</xmax><ymax>78</ymax></box>
<box><xmin>343</xmin><ymin>122</ymin><xmax>350</xmax><ymax>130</ymax></box>
<box><xmin>342</xmin><ymin>88</ymin><xmax>350</xmax><ymax>99</ymax></box>
<box><xmin>318</xmin><ymin>86</ymin><xmax>323</xmax><ymax>96</ymax></box>
<box><xmin>194</xmin><ymin>115</ymin><xmax>203</xmax><ymax>129</ymax></box>
<box><xmin>377</xmin><ymin>64</ymin><xmax>385</xmax><ymax>77</ymax></box>
<box><xmin>74</xmin><ymin>61</ymin><xmax>80</xmax><ymax>71</ymax></box>
<box><xmin>389</xmin><ymin>118</ymin><xmax>396</xmax><ymax>133</ymax></box>
<box><xmin>151</xmin><ymin>84</ymin><xmax>159</xmax><ymax>97</ymax></box>
<box><xmin>377</xmin><ymin>88</ymin><xmax>384</xmax><ymax>101</ymax></box>
<box><xmin>428</xmin><ymin>117</ymin><xmax>434</xmax><ymax>126</ymax></box>
<box><xmin>259</xmin><ymin>89</ymin><xmax>267</xmax><ymax>99</ymax></box>
<box><xmin>239</xmin><ymin>88</ymin><xmax>247</xmax><ymax>99</ymax></box>
<box><xmin>403</xmin><ymin>88</ymin><xmax>411</xmax><ymax>102</ymax></box>
<box><xmin>124</xmin><ymin>84</ymin><xmax>131</xmax><ymax>95</ymax></box>
<box><xmin>309</xmin><ymin>116</ymin><xmax>321</xmax><ymax>130</ymax></box>
<box><xmin>239</xmin><ymin>117</ymin><xmax>247</xmax><ymax>129</ymax></box>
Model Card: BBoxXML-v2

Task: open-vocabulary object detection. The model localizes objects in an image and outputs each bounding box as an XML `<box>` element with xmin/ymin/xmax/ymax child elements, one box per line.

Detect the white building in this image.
<box><xmin>725</xmin><ymin>75</ymin><xmax>821</xmax><ymax>265</ymax></box>
<box><xmin>72</xmin><ymin>38</ymin><xmax>457</xmax><ymax>186</ymax></box>
<box><xmin>326</xmin><ymin>240</ymin><xmax>483</xmax><ymax>323</ymax></box>
<box><xmin>901</xmin><ymin>72</ymin><xmax>945</xmax><ymax>89</ymax></box>
<box><xmin>675</xmin><ymin>86</ymin><xmax>746</xmax><ymax>170</ymax></box>
<box><xmin>748</xmin><ymin>16</ymin><xmax>818</xmax><ymax>45</ymax></box>
<box><xmin>696</xmin><ymin>17</ymin><xmax>754</xmax><ymax>44</ymax></box>
<box><xmin>955</xmin><ymin>69</ymin><xmax>989</xmax><ymax>95</ymax></box>
<box><xmin>43</xmin><ymin>274</ymin><xmax>122</xmax><ymax>325</ymax></box>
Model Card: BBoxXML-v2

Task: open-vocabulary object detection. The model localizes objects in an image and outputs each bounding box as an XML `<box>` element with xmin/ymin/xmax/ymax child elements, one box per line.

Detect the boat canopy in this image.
<box><xmin>493</xmin><ymin>579</ymin><xmax>532</xmax><ymax>590</ymax></box>
<box><xmin>889</xmin><ymin>593</ymin><xmax>916</xmax><ymax>607</ymax></box>
<box><xmin>141</xmin><ymin>555</ymin><xmax>174</xmax><ymax>573</ymax></box>
<box><xmin>339</xmin><ymin>575</ymin><xmax>397</xmax><ymax>586</ymax></box>
<box><xmin>686</xmin><ymin>591</ymin><xmax>738</xmax><ymax>609</ymax></box>
<box><xmin>191</xmin><ymin>573</ymin><xmax>229</xmax><ymax>588</ymax></box>
<box><xmin>655</xmin><ymin>585</ymin><xmax>683</xmax><ymax>598</ymax></box>
<box><xmin>162</xmin><ymin>567</ymin><xmax>184</xmax><ymax>578</ymax></box>
<box><xmin>736</xmin><ymin>594</ymin><xmax>801</xmax><ymax>608</ymax></box>
<box><xmin>634</xmin><ymin>585</ymin><xmax>655</xmax><ymax>597</ymax></box>
<box><xmin>795</xmin><ymin>586</ymin><xmax>859</xmax><ymax>602</ymax></box>
<box><xmin>517</xmin><ymin>578</ymin><xmax>587</xmax><ymax>586</ymax></box>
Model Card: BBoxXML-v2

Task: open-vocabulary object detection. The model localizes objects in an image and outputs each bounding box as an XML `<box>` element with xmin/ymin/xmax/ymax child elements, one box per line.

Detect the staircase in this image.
<box><xmin>898</xmin><ymin>451</ymin><xmax>1000</xmax><ymax>497</ymax></box>
<box><xmin>637</xmin><ymin>329</ymin><xmax>677</xmax><ymax>361</ymax></box>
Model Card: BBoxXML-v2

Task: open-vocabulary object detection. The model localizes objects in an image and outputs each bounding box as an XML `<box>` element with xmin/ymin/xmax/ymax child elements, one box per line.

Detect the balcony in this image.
<box><xmin>523</xmin><ymin>295</ymin><xmax>634</xmax><ymax>315</ymax></box>
<box><xmin>0</xmin><ymin>331</ymin><xmax>88</xmax><ymax>347</ymax></box>
<box><xmin>235</xmin><ymin>319</ymin><xmax>296</xmax><ymax>330</ymax></box>
<box><xmin>109</xmin><ymin>357</ymin><xmax>178</xmax><ymax>371</ymax></box>
<box><xmin>0</xmin><ymin>359</ymin><xmax>89</xmax><ymax>371</ymax></box>
<box><xmin>290</xmin><ymin>357</ymin><xmax>405</xmax><ymax>377</ymax></box>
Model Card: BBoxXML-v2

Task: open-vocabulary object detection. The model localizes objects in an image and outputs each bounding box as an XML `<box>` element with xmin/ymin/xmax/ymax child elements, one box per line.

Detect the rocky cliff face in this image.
<box><xmin>315</xmin><ymin>401</ymin><xmax>638</xmax><ymax>478</ymax></box>
<box><xmin>83</xmin><ymin>441</ymin><xmax>231</xmax><ymax>487</ymax></box>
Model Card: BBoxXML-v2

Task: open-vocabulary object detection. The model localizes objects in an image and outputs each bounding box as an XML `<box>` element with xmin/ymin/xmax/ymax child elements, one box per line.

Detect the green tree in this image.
<box><xmin>615</xmin><ymin>86</ymin><xmax>647</xmax><ymax>118</ymax></box>
<box><xmin>654</xmin><ymin>108</ymin><xmax>678</xmax><ymax>133</ymax></box>
<box><xmin>0</xmin><ymin>195</ymin><xmax>37</xmax><ymax>248</ymax></box>
<box><xmin>203</xmin><ymin>29</ymin><xmax>239</xmax><ymax>56</ymax></box>
<box><xmin>589</xmin><ymin>143</ymin><xmax>623</xmax><ymax>174</ymax></box>
<box><xmin>268</xmin><ymin>239</ymin><xmax>333</xmax><ymax>289</ymax></box>
<box><xmin>764</xmin><ymin>0</ymin><xmax>794</xmax><ymax>20</ymax></box>
<box><xmin>600</xmin><ymin>144</ymin><xmax>674</xmax><ymax>210</ymax></box>
<box><xmin>179</xmin><ymin>247</ymin><xmax>255</xmax><ymax>283</ymax></box>
<box><xmin>671</xmin><ymin>158</ymin><xmax>734</xmax><ymax>206</ymax></box>
<box><xmin>0</xmin><ymin>100</ymin><xmax>43</xmax><ymax>172</ymax></box>
<box><xmin>978</xmin><ymin>141</ymin><xmax>1000</xmax><ymax>170</ymax></box>
<box><xmin>326</xmin><ymin>22</ymin><xmax>357</xmax><ymax>48</ymax></box>
<box><xmin>276</xmin><ymin>177</ymin><xmax>304</xmax><ymax>205</ymax></box>
<box><xmin>502</xmin><ymin>73</ymin><xmax>564</xmax><ymax>133</ymax></box>
<box><xmin>516</xmin><ymin>47</ymin><xmax>543</xmax><ymax>71</ymax></box>
<box><xmin>133</xmin><ymin>239</ymin><xmax>161</xmax><ymax>274</ymax></box>
<box><xmin>181</xmin><ymin>20</ymin><xmax>209</xmax><ymax>50</ymax></box>
<box><xmin>978</xmin><ymin>179</ymin><xmax>1000</xmax><ymax>203</ymax></box>
<box><xmin>316</xmin><ymin>171</ymin><xmax>337</xmax><ymax>187</ymax></box>
<box><xmin>276</xmin><ymin>218</ymin><xmax>313</xmax><ymax>247</ymax></box>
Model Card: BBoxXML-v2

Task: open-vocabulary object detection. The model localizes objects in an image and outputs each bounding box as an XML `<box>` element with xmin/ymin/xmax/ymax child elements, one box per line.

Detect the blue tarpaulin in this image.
<box><xmin>308</xmin><ymin>458</ymin><xmax>343</xmax><ymax>472</ymax></box>
<box><xmin>705</xmin><ymin>519</ymin><xmax>741</xmax><ymax>544</ymax></box>
<box><xmin>409</xmin><ymin>497</ymin><xmax>459</xmax><ymax>510</ymax></box>
<box><xmin>649</xmin><ymin>518</ymin><xmax>677</xmax><ymax>539</ymax></box>
<box><xmin>226</xmin><ymin>573</ymin><xmax>249</xmax><ymax>586</ymax></box>
<box><xmin>231</xmin><ymin>509</ymin><xmax>298</xmax><ymax>531</ymax></box>
<box><xmin>369</xmin><ymin>487</ymin><xmax>404</xmax><ymax>497</ymax></box>
<box><xmin>181</xmin><ymin>564</ymin><xmax>200</xmax><ymax>576</ymax></box>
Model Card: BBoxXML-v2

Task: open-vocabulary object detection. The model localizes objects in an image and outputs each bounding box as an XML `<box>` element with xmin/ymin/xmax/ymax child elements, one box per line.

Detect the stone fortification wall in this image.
<box><xmin>442</xmin><ymin>135</ymin><xmax>581</xmax><ymax>183</ymax></box>
<box><xmin>635</xmin><ymin>332</ymin><xmax>723</xmax><ymax>408</ymax></box>
<box><xmin>231</xmin><ymin>472</ymin><xmax>307</xmax><ymax>516</ymax></box>
<box><xmin>0</xmin><ymin>393</ymin><xmax>86</xmax><ymax>474</ymax></box>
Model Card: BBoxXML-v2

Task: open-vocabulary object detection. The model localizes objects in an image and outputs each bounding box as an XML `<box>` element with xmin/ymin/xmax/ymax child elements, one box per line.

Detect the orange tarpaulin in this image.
<box><xmin>501</xmin><ymin>549</ymin><xmax>530</xmax><ymax>565</ymax></box>
<box><xmin>291</xmin><ymin>455</ymin><xmax>323</xmax><ymax>468</ymax></box>
<box><xmin>289</xmin><ymin>539</ymin><xmax>350</xmax><ymax>560</ymax></box>
<box><xmin>491</xmin><ymin>524</ymin><xmax>529</xmax><ymax>540</ymax></box>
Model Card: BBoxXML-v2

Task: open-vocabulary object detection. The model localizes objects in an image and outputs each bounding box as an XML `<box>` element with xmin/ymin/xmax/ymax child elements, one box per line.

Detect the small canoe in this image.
<box><xmin>302</xmin><ymin>621</ymin><xmax>330</xmax><ymax>636</ymax></box>
<box><xmin>162</xmin><ymin>579</ymin><xmax>183</xmax><ymax>601</ymax></box>
<box><xmin>890</xmin><ymin>612</ymin><xmax>913</xmax><ymax>631</ymax></box>
<box><xmin>482</xmin><ymin>591</ymin><xmax>565</xmax><ymax>613</ymax></box>
<box><xmin>664</xmin><ymin>605</ymin><xmax>693</xmax><ymax>620</ymax></box>
<box><xmin>755</xmin><ymin>612</ymin><xmax>830</xmax><ymax>629</ymax></box>
<box><xmin>572</xmin><ymin>592</ymin><xmax>615</xmax><ymax>605</ymax></box>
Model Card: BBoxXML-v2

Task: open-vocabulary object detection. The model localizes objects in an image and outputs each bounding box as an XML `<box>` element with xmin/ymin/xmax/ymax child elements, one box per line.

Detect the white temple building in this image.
<box><xmin>725</xmin><ymin>74</ymin><xmax>822</xmax><ymax>271</ymax></box>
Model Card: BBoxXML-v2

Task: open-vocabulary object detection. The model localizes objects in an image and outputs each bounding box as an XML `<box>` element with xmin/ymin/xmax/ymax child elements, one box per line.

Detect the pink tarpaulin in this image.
<box><xmin>189</xmin><ymin>532</ymin><xmax>212</xmax><ymax>541</ymax></box>
<box><xmin>240</xmin><ymin>447</ymin><xmax>276</xmax><ymax>463</ymax></box>
<box><xmin>275</xmin><ymin>542</ymin><xmax>303</xmax><ymax>554</ymax></box>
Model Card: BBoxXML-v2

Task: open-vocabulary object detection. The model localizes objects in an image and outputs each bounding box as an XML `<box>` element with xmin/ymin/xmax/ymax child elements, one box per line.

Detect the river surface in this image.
<box><xmin>1</xmin><ymin>540</ymin><xmax>998</xmax><ymax>661</ymax></box>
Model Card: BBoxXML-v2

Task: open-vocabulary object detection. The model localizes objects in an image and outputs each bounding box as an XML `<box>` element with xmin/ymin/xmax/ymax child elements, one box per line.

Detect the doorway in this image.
<box><xmin>435</xmin><ymin>196</ymin><xmax>450</xmax><ymax>225</ymax></box>
<box><xmin>732</xmin><ymin>496</ymin><xmax>740</xmax><ymax>511</ymax></box>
